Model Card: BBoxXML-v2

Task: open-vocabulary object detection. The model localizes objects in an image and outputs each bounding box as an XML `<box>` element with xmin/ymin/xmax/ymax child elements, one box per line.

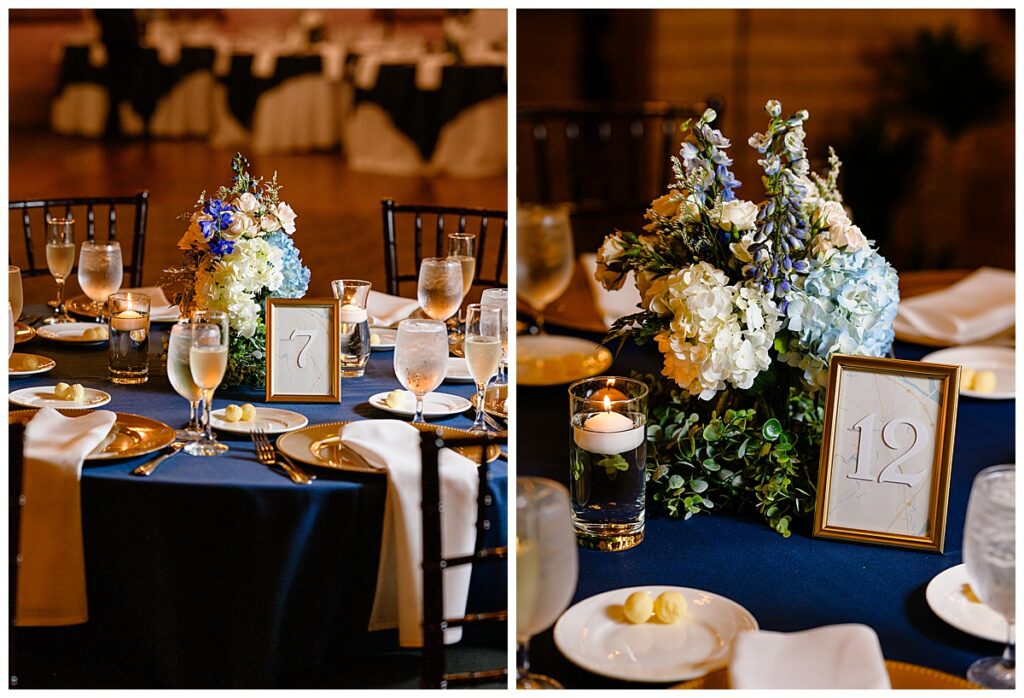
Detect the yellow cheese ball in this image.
<box><xmin>623</xmin><ymin>591</ymin><xmax>654</xmax><ymax>624</ymax></box>
<box><xmin>654</xmin><ymin>591</ymin><xmax>688</xmax><ymax>624</ymax></box>
<box><xmin>385</xmin><ymin>389</ymin><xmax>407</xmax><ymax>408</ymax></box>
<box><xmin>370</xmin><ymin>333</ymin><xmax>382</xmax><ymax>346</ymax></box>
<box><xmin>24</xmin><ymin>356</ymin><xmax>39</xmax><ymax>369</ymax></box>
<box><xmin>223</xmin><ymin>404</ymin><xmax>243</xmax><ymax>422</ymax></box>
<box><xmin>69</xmin><ymin>384</ymin><xmax>86</xmax><ymax>402</ymax></box>
<box><xmin>959</xmin><ymin>367</ymin><xmax>976</xmax><ymax>391</ymax></box>
<box><xmin>241</xmin><ymin>403</ymin><xmax>257</xmax><ymax>421</ymax></box>
<box><xmin>55</xmin><ymin>382</ymin><xmax>71</xmax><ymax>399</ymax></box>
<box><xmin>973</xmin><ymin>370</ymin><xmax>997</xmax><ymax>394</ymax></box>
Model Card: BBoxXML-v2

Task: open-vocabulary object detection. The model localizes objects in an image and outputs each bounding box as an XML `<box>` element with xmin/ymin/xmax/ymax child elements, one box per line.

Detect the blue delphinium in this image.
<box><xmin>265</xmin><ymin>231</ymin><xmax>310</xmax><ymax>299</ymax></box>
<box><xmin>677</xmin><ymin>108</ymin><xmax>742</xmax><ymax>207</ymax></box>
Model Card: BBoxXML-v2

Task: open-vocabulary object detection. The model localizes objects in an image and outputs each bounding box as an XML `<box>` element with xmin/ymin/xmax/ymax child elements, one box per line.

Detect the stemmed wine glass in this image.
<box><xmin>78</xmin><ymin>240</ymin><xmax>123</xmax><ymax>321</ymax></box>
<box><xmin>185</xmin><ymin>322</ymin><xmax>229</xmax><ymax>456</ymax></box>
<box><xmin>8</xmin><ymin>266</ymin><xmax>23</xmax><ymax>328</ymax></box>
<box><xmin>43</xmin><ymin>216</ymin><xmax>76</xmax><ymax>324</ymax></box>
<box><xmin>463</xmin><ymin>304</ymin><xmax>502</xmax><ymax>433</ymax></box>
<box><xmin>517</xmin><ymin>203</ymin><xmax>575</xmax><ymax>334</ymax></box>
<box><xmin>447</xmin><ymin>232</ymin><xmax>477</xmax><ymax>305</ymax></box>
<box><xmin>167</xmin><ymin>322</ymin><xmax>205</xmax><ymax>441</ymax></box>
<box><xmin>480</xmin><ymin>288</ymin><xmax>508</xmax><ymax>386</ymax></box>
<box><xmin>417</xmin><ymin>257</ymin><xmax>463</xmax><ymax>322</ymax></box>
<box><xmin>963</xmin><ymin>464</ymin><xmax>1015</xmax><ymax>689</ymax></box>
<box><xmin>393</xmin><ymin>318</ymin><xmax>448</xmax><ymax>424</ymax></box>
<box><xmin>517</xmin><ymin>477</ymin><xmax>579</xmax><ymax>689</ymax></box>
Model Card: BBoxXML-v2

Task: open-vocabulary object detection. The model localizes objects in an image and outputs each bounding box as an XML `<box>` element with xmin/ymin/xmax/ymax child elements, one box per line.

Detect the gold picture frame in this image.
<box><xmin>265</xmin><ymin>298</ymin><xmax>341</xmax><ymax>403</ymax></box>
<box><xmin>813</xmin><ymin>354</ymin><xmax>960</xmax><ymax>553</ymax></box>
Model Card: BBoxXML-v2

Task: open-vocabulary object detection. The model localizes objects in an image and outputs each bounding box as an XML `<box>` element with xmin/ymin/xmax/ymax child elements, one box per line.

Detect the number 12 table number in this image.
<box><xmin>814</xmin><ymin>355</ymin><xmax>960</xmax><ymax>552</ymax></box>
<box><xmin>265</xmin><ymin>298</ymin><xmax>341</xmax><ymax>403</ymax></box>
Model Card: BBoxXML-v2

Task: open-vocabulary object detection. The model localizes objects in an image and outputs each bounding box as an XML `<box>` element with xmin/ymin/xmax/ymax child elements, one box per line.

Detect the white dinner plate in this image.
<box><xmin>9</xmin><ymin>353</ymin><xmax>56</xmax><ymax>376</ymax></box>
<box><xmin>921</xmin><ymin>345</ymin><xmax>1015</xmax><ymax>400</ymax></box>
<box><xmin>371</xmin><ymin>328</ymin><xmax>397</xmax><ymax>351</ymax></box>
<box><xmin>368</xmin><ymin>390</ymin><xmax>472</xmax><ymax>419</ymax></box>
<box><xmin>209</xmin><ymin>406</ymin><xmax>309</xmax><ymax>435</ymax></box>
<box><xmin>36</xmin><ymin>322</ymin><xmax>109</xmax><ymax>345</ymax></box>
<box><xmin>9</xmin><ymin>385</ymin><xmax>111</xmax><ymax>409</ymax></box>
<box><xmin>444</xmin><ymin>357</ymin><xmax>475</xmax><ymax>383</ymax></box>
<box><xmin>926</xmin><ymin>564</ymin><xmax>1014</xmax><ymax>644</ymax></box>
<box><xmin>518</xmin><ymin>334</ymin><xmax>614</xmax><ymax>387</ymax></box>
<box><xmin>553</xmin><ymin>585</ymin><xmax>759</xmax><ymax>683</ymax></box>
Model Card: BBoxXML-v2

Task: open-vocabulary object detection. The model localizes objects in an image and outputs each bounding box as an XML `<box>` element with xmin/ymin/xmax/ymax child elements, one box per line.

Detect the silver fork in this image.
<box><xmin>250</xmin><ymin>428</ymin><xmax>313</xmax><ymax>485</ymax></box>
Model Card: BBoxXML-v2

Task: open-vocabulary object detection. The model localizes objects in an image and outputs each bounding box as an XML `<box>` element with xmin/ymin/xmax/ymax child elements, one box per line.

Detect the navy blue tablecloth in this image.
<box><xmin>9</xmin><ymin>308</ymin><xmax>507</xmax><ymax>688</ymax></box>
<box><xmin>517</xmin><ymin>330</ymin><xmax>1013</xmax><ymax>688</ymax></box>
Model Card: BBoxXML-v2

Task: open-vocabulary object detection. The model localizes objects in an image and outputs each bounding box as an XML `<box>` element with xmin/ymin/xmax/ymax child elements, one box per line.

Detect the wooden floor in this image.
<box><xmin>9</xmin><ymin>131</ymin><xmax>507</xmax><ymax>304</ymax></box>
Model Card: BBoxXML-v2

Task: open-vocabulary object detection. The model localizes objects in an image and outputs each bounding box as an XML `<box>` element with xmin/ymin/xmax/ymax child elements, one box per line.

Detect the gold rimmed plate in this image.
<box><xmin>671</xmin><ymin>659</ymin><xmax>980</xmax><ymax>690</ymax></box>
<box><xmin>9</xmin><ymin>353</ymin><xmax>56</xmax><ymax>376</ymax></box>
<box><xmin>472</xmin><ymin>384</ymin><xmax>508</xmax><ymax>420</ymax></box>
<box><xmin>14</xmin><ymin>322</ymin><xmax>36</xmax><ymax>344</ymax></box>
<box><xmin>8</xmin><ymin>409</ymin><xmax>175</xmax><ymax>461</ymax></box>
<box><xmin>276</xmin><ymin>421</ymin><xmax>502</xmax><ymax>475</ymax></box>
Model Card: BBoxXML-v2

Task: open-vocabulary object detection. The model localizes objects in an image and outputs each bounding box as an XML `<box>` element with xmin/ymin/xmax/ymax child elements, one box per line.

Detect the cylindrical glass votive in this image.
<box><xmin>568</xmin><ymin>376</ymin><xmax>649</xmax><ymax>551</ymax></box>
<box><xmin>108</xmin><ymin>292</ymin><xmax>150</xmax><ymax>384</ymax></box>
<box><xmin>331</xmin><ymin>279</ymin><xmax>371</xmax><ymax>377</ymax></box>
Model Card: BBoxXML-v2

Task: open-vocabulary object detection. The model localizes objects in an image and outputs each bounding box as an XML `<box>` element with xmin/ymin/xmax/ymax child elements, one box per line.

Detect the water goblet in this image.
<box><xmin>517</xmin><ymin>477</ymin><xmax>578</xmax><ymax>689</ymax></box>
<box><xmin>185</xmin><ymin>322</ymin><xmax>230</xmax><ymax>456</ymax></box>
<box><xmin>167</xmin><ymin>321</ymin><xmax>205</xmax><ymax>441</ymax></box>
<box><xmin>78</xmin><ymin>240</ymin><xmax>123</xmax><ymax>321</ymax></box>
<box><xmin>964</xmin><ymin>464</ymin><xmax>1015</xmax><ymax>689</ymax></box>
<box><xmin>517</xmin><ymin>203</ymin><xmax>574</xmax><ymax>334</ymax></box>
<box><xmin>417</xmin><ymin>257</ymin><xmax>463</xmax><ymax>322</ymax></box>
<box><xmin>464</xmin><ymin>304</ymin><xmax>502</xmax><ymax>433</ymax></box>
<box><xmin>43</xmin><ymin>216</ymin><xmax>76</xmax><ymax>324</ymax></box>
<box><xmin>8</xmin><ymin>266</ymin><xmax>23</xmax><ymax>324</ymax></box>
<box><xmin>480</xmin><ymin>287</ymin><xmax>508</xmax><ymax>386</ymax></box>
<box><xmin>393</xmin><ymin>318</ymin><xmax>448</xmax><ymax>424</ymax></box>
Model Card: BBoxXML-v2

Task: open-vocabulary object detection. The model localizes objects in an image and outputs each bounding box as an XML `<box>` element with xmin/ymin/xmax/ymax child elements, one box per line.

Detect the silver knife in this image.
<box><xmin>132</xmin><ymin>442</ymin><xmax>185</xmax><ymax>476</ymax></box>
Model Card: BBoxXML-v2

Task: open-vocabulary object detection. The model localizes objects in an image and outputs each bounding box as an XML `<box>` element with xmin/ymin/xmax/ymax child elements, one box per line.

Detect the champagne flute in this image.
<box><xmin>480</xmin><ymin>288</ymin><xmax>508</xmax><ymax>386</ymax></box>
<box><xmin>43</xmin><ymin>216</ymin><xmax>76</xmax><ymax>324</ymax></box>
<box><xmin>393</xmin><ymin>318</ymin><xmax>448</xmax><ymax>424</ymax></box>
<box><xmin>447</xmin><ymin>232</ymin><xmax>477</xmax><ymax>301</ymax></box>
<box><xmin>78</xmin><ymin>240</ymin><xmax>123</xmax><ymax>321</ymax></box>
<box><xmin>190</xmin><ymin>308</ymin><xmax>230</xmax><ymax>343</ymax></box>
<box><xmin>8</xmin><ymin>267</ymin><xmax>23</xmax><ymax>331</ymax></box>
<box><xmin>7</xmin><ymin>303</ymin><xmax>15</xmax><ymax>359</ymax></box>
<box><xmin>517</xmin><ymin>477</ymin><xmax>578</xmax><ymax>689</ymax></box>
<box><xmin>167</xmin><ymin>322</ymin><xmax>204</xmax><ymax>441</ymax></box>
<box><xmin>963</xmin><ymin>464</ymin><xmax>1015</xmax><ymax>689</ymax></box>
<box><xmin>417</xmin><ymin>257</ymin><xmax>463</xmax><ymax>322</ymax></box>
<box><xmin>185</xmin><ymin>322</ymin><xmax>229</xmax><ymax>456</ymax></box>
<box><xmin>464</xmin><ymin>304</ymin><xmax>502</xmax><ymax>433</ymax></box>
<box><xmin>517</xmin><ymin>204</ymin><xmax>574</xmax><ymax>334</ymax></box>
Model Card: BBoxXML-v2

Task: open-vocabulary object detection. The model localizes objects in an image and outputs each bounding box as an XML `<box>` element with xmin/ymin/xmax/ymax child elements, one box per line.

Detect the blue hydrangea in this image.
<box><xmin>265</xmin><ymin>231</ymin><xmax>310</xmax><ymax>299</ymax></box>
<box><xmin>779</xmin><ymin>245</ymin><xmax>899</xmax><ymax>390</ymax></box>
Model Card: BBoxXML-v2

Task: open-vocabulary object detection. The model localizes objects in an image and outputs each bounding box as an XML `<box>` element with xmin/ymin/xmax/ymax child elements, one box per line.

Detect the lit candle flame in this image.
<box><xmin>604</xmin><ymin>395</ymin><xmax>611</xmax><ymax>411</ymax></box>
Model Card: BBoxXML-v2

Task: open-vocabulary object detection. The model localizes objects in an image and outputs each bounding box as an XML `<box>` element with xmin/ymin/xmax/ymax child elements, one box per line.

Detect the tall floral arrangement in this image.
<box><xmin>595</xmin><ymin>101</ymin><xmax>899</xmax><ymax>536</ymax></box>
<box><xmin>165</xmin><ymin>153</ymin><xmax>311</xmax><ymax>388</ymax></box>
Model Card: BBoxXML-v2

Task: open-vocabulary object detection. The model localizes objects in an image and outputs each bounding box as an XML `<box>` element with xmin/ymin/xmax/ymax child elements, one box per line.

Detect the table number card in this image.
<box><xmin>813</xmin><ymin>355</ymin><xmax>960</xmax><ymax>552</ymax></box>
<box><xmin>265</xmin><ymin>299</ymin><xmax>341</xmax><ymax>403</ymax></box>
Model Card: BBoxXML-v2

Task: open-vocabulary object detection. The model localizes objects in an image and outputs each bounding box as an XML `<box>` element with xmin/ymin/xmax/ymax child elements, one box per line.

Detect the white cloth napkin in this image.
<box><xmin>339</xmin><ymin>419</ymin><xmax>478</xmax><ymax>647</ymax></box>
<box><xmin>729</xmin><ymin>624</ymin><xmax>890</xmax><ymax>689</ymax></box>
<box><xmin>122</xmin><ymin>286</ymin><xmax>179</xmax><ymax>322</ymax></box>
<box><xmin>580</xmin><ymin>253</ymin><xmax>642</xmax><ymax>329</ymax></box>
<box><xmin>15</xmin><ymin>408</ymin><xmax>117</xmax><ymax>626</ymax></box>
<box><xmin>896</xmin><ymin>267</ymin><xmax>1014</xmax><ymax>345</ymax></box>
<box><xmin>367</xmin><ymin>290</ymin><xmax>420</xmax><ymax>327</ymax></box>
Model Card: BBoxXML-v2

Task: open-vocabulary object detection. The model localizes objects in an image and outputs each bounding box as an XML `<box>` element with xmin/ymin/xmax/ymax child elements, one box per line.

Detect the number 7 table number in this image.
<box><xmin>848</xmin><ymin>413</ymin><xmax>930</xmax><ymax>488</ymax></box>
<box><xmin>286</xmin><ymin>329</ymin><xmax>316</xmax><ymax>369</ymax></box>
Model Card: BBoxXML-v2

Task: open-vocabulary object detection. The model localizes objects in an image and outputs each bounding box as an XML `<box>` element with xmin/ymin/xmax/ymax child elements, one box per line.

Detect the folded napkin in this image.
<box><xmin>580</xmin><ymin>253</ymin><xmax>642</xmax><ymax>329</ymax></box>
<box><xmin>729</xmin><ymin>624</ymin><xmax>890</xmax><ymax>689</ymax></box>
<box><xmin>367</xmin><ymin>290</ymin><xmax>420</xmax><ymax>328</ymax></box>
<box><xmin>897</xmin><ymin>267</ymin><xmax>1014</xmax><ymax>345</ymax></box>
<box><xmin>340</xmin><ymin>419</ymin><xmax>478</xmax><ymax>647</ymax></box>
<box><xmin>16</xmin><ymin>408</ymin><xmax>117</xmax><ymax>626</ymax></box>
<box><xmin>122</xmin><ymin>286</ymin><xmax>179</xmax><ymax>322</ymax></box>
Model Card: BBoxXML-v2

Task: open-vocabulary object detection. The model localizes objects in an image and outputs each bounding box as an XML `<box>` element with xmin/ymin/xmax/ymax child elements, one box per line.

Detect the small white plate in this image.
<box><xmin>36</xmin><ymin>322</ymin><xmax>109</xmax><ymax>345</ymax></box>
<box><xmin>921</xmin><ymin>345</ymin><xmax>1015</xmax><ymax>400</ymax></box>
<box><xmin>9</xmin><ymin>385</ymin><xmax>111</xmax><ymax>409</ymax></box>
<box><xmin>553</xmin><ymin>585</ymin><xmax>758</xmax><ymax>683</ymax></box>
<box><xmin>209</xmin><ymin>406</ymin><xmax>309</xmax><ymax>434</ymax></box>
<box><xmin>9</xmin><ymin>353</ymin><xmax>56</xmax><ymax>376</ymax></box>
<box><xmin>371</xmin><ymin>328</ymin><xmax>397</xmax><ymax>351</ymax></box>
<box><xmin>369</xmin><ymin>390</ymin><xmax>472</xmax><ymax>419</ymax></box>
<box><xmin>518</xmin><ymin>334</ymin><xmax>614</xmax><ymax>387</ymax></box>
<box><xmin>444</xmin><ymin>357</ymin><xmax>475</xmax><ymax>383</ymax></box>
<box><xmin>926</xmin><ymin>564</ymin><xmax>1014</xmax><ymax>644</ymax></box>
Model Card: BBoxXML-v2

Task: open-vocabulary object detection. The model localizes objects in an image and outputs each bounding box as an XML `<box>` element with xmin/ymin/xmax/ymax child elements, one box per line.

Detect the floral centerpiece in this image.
<box><xmin>165</xmin><ymin>153</ymin><xmax>310</xmax><ymax>388</ymax></box>
<box><xmin>595</xmin><ymin>101</ymin><xmax>899</xmax><ymax>536</ymax></box>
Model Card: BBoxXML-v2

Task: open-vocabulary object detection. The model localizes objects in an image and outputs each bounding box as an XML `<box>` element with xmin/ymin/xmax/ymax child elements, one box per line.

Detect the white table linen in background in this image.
<box><xmin>339</xmin><ymin>419</ymin><xmax>478</xmax><ymax>647</ymax></box>
<box><xmin>15</xmin><ymin>408</ymin><xmax>117</xmax><ymax>626</ymax></box>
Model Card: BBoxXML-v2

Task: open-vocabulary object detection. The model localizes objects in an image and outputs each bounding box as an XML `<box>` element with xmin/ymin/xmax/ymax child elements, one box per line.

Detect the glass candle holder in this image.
<box><xmin>331</xmin><ymin>279</ymin><xmax>372</xmax><ymax>378</ymax></box>
<box><xmin>108</xmin><ymin>292</ymin><xmax>151</xmax><ymax>384</ymax></box>
<box><xmin>568</xmin><ymin>376</ymin><xmax>649</xmax><ymax>551</ymax></box>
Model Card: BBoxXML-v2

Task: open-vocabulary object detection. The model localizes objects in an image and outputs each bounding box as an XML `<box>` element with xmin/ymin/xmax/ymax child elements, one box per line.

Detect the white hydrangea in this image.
<box><xmin>644</xmin><ymin>261</ymin><xmax>782</xmax><ymax>400</ymax></box>
<box><xmin>203</xmin><ymin>238</ymin><xmax>285</xmax><ymax>338</ymax></box>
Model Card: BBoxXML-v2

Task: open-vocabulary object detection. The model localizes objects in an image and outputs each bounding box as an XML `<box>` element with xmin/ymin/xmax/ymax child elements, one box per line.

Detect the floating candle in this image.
<box><xmin>110</xmin><ymin>309</ymin><xmax>147</xmax><ymax>331</ymax></box>
<box><xmin>339</xmin><ymin>303</ymin><xmax>368</xmax><ymax>323</ymax></box>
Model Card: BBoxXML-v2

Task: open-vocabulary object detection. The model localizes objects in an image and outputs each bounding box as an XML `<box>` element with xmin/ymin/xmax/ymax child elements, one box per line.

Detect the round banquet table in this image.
<box><xmin>9</xmin><ymin>306</ymin><xmax>507</xmax><ymax>689</ymax></box>
<box><xmin>517</xmin><ymin>326</ymin><xmax>1013</xmax><ymax>688</ymax></box>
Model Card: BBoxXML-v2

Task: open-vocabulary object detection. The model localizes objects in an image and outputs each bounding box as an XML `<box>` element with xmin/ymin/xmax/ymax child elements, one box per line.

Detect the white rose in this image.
<box><xmin>816</xmin><ymin>200</ymin><xmax>849</xmax><ymax>229</ymax></box>
<box><xmin>275</xmin><ymin>202</ymin><xmax>297</xmax><ymax>235</ymax></box>
<box><xmin>595</xmin><ymin>234</ymin><xmax>628</xmax><ymax>291</ymax></box>
<box><xmin>719</xmin><ymin>200</ymin><xmax>758</xmax><ymax>232</ymax></box>
<box><xmin>648</xmin><ymin>193</ymin><xmax>678</xmax><ymax>219</ymax></box>
<box><xmin>233</xmin><ymin>192</ymin><xmax>259</xmax><ymax>213</ymax></box>
<box><xmin>225</xmin><ymin>211</ymin><xmax>258</xmax><ymax>240</ymax></box>
<box><xmin>260</xmin><ymin>213</ymin><xmax>281</xmax><ymax>233</ymax></box>
<box><xmin>730</xmin><ymin>234</ymin><xmax>771</xmax><ymax>264</ymax></box>
<box><xmin>829</xmin><ymin>221</ymin><xmax>867</xmax><ymax>251</ymax></box>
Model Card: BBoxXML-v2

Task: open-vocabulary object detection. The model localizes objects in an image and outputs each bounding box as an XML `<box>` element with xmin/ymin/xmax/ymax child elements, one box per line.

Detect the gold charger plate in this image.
<box><xmin>65</xmin><ymin>294</ymin><xmax>102</xmax><ymax>319</ymax></box>
<box><xmin>671</xmin><ymin>659</ymin><xmax>980</xmax><ymax>690</ymax></box>
<box><xmin>14</xmin><ymin>322</ymin><xmax>36</xmax><ymax>344</ymax></box>
<box><xmin>472</xmin><ymin>384</ymin><xmax>508</xmax><ymax>420</ymax></box>
<box><xmin>8</xmin><ymin>409</ymin><xmax>175</xmax><ymax>461</ymax></box>
<box><xmin>276</xmin><ymin>421</ymin><xmax>502</xmax><ymax>475</ymax></box>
